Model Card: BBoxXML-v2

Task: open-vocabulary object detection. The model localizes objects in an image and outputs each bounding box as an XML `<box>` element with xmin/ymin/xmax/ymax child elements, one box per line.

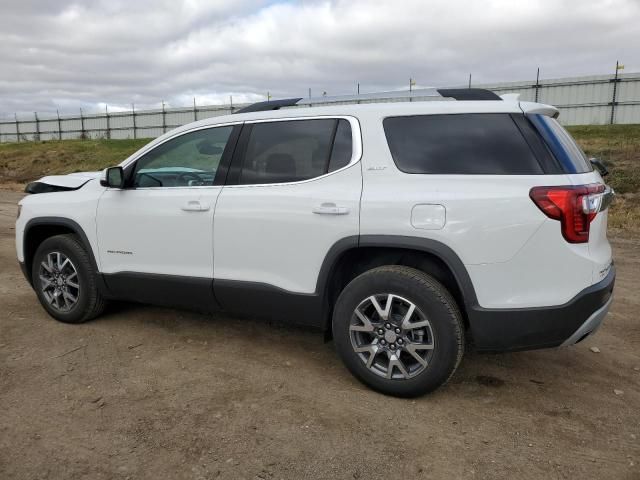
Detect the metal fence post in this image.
<box><xmin>105</xmin><ymin>105</ymin><xmax>111</xmax><ymax>139</ymax></box>
<box><xmin>132</xmin><ymin>103</ymin><xmax>137</xmax><ymax>139</ymax></box>
<box><xmin>161</xmin><ymin>101</ymin><xmax>166</xmax><ymax>134</ymax></box>
<box><xmin>610</xmin><ymin>61</ymin><xmax>621</xmax><ymax>125</ymax></box>
<box><xmin>230</xmin><ymin>95</ymin><xmax>234</xmax><ymax>113</ymax></box>
<box><xmin>193</xmin><ymin>97</ymin><xmax>197</xmax><ymax>122</ymax></box>
<box><xmin>34</xmin><ymin>112</ymin><xmax>40</xmax><ymax>141</ymax></box>
<box><xmin>15</xmin><ymin>113</ymin><xmax>20</xmax><ymax>143</ymax></box>
<box><xmin>80</xmin><ymin>108</ymin><xmax>86</xmax><ymax>139</ymax></box>
<box><xmin>57</xmin><ymin>109</ymin><xmax>62</xmax><ymax>141</ymax></box>
<box><xmin>534</xmin><ymin>67</ymin><xmax>540</xmax><ymax>103</ymax></box>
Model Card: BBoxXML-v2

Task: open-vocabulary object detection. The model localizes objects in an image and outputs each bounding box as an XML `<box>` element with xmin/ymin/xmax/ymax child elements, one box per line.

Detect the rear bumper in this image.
<box><xmin>468</xmin><ymin>265</ymin><xmax>615</xmax><ymax>352</ymax></box>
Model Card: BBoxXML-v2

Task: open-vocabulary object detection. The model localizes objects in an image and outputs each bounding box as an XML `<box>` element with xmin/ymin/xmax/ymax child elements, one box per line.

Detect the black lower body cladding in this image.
<box><xmin>468</xmin><ymin>267</ymin><xmax>615</xmax><ymax>352</ymax></box>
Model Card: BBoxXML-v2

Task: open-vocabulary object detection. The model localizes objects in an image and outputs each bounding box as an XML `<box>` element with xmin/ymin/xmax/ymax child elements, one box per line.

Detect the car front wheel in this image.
<box><xmin>32</xmin><ymin>234</ymin><xmax>106</xmax><ymax>324</ymax></box>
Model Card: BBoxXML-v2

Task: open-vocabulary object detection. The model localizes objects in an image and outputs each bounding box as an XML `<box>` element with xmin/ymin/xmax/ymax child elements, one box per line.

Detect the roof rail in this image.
<box><xmin>296</xmin><ymin>88</ymin><xmax>443</xmax><ymax>106</ymax></box>
<box><xmin>437</xmin><ymin>88</ymin><xmax>502</xmax><ymax>101</ymax></box>
<box><xmin>235</xmin><ymin>87</ymin><xmax>502</xmax><ymax>114</ymax></box>
<box><xmin>235</xmin><ymin>97</ymin><xmax>302</xmax><ymax>114</ymax></box>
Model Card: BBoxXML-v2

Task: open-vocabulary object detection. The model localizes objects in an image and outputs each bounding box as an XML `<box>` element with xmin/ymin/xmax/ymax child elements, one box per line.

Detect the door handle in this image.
<box><xmin>181</xmin><ymin>200</ymin><xmax>210</xmax><ymax>212</ymax></box>
<box><xmin>312</xmin><ymin>203</ymin><xmax>350</xmax><ymax>215</ymax></box>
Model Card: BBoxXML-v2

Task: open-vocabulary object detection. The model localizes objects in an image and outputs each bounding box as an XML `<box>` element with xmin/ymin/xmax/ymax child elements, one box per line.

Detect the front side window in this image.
<box><xmin>133</xmin><ymin>126</ymin><xmax>233</xmax><ymax>187</ymax></box>
<box><xmin>383</xmin><ymin>113</ymin><xmax>544</xmax><ymax>175</ymax></box>
<box><xmin>238</xmin><ymin>119</ymin><xmax>353</xmax><ymax>185</ymax></box>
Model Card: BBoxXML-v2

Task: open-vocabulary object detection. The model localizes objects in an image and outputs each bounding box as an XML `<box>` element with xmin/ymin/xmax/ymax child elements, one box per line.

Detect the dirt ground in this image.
<box><xmin>0</xmin><ymin>189</ymin><xmax>638</xmax><ymax>480</ymax></box>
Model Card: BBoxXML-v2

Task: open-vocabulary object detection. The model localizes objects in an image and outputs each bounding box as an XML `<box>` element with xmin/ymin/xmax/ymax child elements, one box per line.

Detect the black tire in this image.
<box><xmin>332</xmin><ymin>265</ymin><xmax>464</xmax><ymax>397</ymax></box>
<box><xmin>31</xmin><ymin>234</ymin><xmax>106</xmax><ymax>324</ymax></box>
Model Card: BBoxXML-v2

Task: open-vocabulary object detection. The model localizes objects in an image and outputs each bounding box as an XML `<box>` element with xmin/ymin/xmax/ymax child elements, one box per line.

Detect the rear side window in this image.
<box><xmin>383</xmin><ymin>113</ymin><xmax>544</xmax><ymax>175</ymax></box>
<box><xmin>528</xmin><ymin>115</ymin><xmax>592</xmax><ymax>174</ymax></box>
<box><xmin>238</xmin><ymin>119</ymin><xmax>353</xmax><ymax>185</ymax></box>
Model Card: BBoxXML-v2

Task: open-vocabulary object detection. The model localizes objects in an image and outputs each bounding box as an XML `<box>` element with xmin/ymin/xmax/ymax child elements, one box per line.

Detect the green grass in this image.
<box><xmin>1</xmin><ymin>125</ymin><xmax>638</xmax><ymax>232</ymax></box>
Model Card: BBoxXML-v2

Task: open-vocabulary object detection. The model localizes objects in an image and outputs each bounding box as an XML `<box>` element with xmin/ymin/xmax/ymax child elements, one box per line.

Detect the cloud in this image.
<box><xmin>0</xmin><ymin>0</ymin><xmax>638</xmax><ymax>117</ymax></box>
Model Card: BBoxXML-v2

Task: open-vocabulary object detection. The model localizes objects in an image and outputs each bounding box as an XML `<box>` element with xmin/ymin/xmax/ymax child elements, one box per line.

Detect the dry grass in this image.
<box><xmin>568</xmin><ymin>125</ymin><xmax>640</xmax><ymax>234</ymax></box>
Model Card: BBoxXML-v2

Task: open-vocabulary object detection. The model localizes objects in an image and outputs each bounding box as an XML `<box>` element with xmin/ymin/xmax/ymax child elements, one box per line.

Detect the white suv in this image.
<box><xmin>15</xmin><ymin>88</ymin><xmax>615</xmax><ymax>397</ymax></box>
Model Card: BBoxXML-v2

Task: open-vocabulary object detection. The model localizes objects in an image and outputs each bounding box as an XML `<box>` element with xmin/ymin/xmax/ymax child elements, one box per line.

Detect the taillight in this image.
<box><xmin>530</xmin><ymin>184</ymin><xmax>605</xmax><ymax>243</ymax></box>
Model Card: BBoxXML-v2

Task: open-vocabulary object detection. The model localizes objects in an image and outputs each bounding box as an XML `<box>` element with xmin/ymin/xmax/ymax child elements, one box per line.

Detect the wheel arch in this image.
<box><xmin>317</xmin><ymin>235</ymin><xmax>479</xmax><ymax>333</ymax></box>
<box><xmin>23</xmin><ymin>217</ymin><xmax>101</xmax><ymax>287</ymax></box>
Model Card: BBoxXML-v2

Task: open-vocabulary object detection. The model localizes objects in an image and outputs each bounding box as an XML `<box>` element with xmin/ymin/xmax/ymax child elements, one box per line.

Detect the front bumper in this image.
<box><xmin>18</xmin><ymin>261</ymin><xmax>31</xmax><ymax>285</ymax></box>
<box><xmin>468</xmin><ymin>266</ymin><xmax>616</xmax><ymax>352</ymax></box>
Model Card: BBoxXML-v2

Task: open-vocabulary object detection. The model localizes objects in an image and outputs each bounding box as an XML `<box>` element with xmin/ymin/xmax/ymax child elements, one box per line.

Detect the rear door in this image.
<box><xmin>212</xmin><ymin>116</ymin><xmax>362</xmax><ymax>324</ymax></box>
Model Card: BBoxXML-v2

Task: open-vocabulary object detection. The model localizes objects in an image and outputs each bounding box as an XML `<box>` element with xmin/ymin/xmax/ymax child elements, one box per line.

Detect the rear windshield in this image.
<box><xmin>528</xmin><ymin>115</ymin><xmax>592</xmax><ymax>174</ymax></box>
<box><xmin>383</xmin><ymin>113</ymin><xmax>544</xmax><ymax>175</ymax></box>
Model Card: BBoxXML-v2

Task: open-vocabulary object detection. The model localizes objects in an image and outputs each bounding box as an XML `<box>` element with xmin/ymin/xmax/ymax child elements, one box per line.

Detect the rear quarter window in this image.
<box><xmin>383</xmin><ymin>113</ymin><xmax>544</xmax><ymax>175</ymax></box>
<box><xmin>528</xmin><ymin>115</ymin><xmax>593</xmax><ymax>174</ymax></box>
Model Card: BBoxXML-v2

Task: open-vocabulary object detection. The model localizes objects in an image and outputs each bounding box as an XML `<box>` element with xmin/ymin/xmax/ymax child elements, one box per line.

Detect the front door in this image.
<box><xmin>96</xmin><ymin>124</ymin><xmax>239</xmax><ymax>307</ymax></box>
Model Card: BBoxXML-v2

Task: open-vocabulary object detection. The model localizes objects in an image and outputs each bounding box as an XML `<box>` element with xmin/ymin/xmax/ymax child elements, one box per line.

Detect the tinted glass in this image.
<box><xmin>328</xmin><ymin>119</ymin><xmax>353</xmax><ymax>172</ymax></box>
<box><xmin>383</xmin><ymin>114</ymin><xmax>544</xmax><ymax>175</ymax></box>
<box><xmin>530</xmin><ymin>115</ymin><xmax>592</xmax><ymax>174</ymax></box>
<box><xmin>134</xmin><ymin>126</ymin><xmax>232</xmax><ymax>187</ymax></box>
<box><xmin>239</xmin><ymin>119</ymin><xmax>338</xmax><ymax>185</ymax></box>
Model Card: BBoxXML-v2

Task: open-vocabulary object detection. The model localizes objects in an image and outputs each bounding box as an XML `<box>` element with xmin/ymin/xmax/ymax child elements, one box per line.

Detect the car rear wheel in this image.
<box><xmin>32</xmin><ymin>234</ymin><xmax>106</xmax><ymax>324</ymax></box>
<box><xmin>332</xmin><ymin>265</ymin><xmax>464</xmax><ymax>397</ymax></box>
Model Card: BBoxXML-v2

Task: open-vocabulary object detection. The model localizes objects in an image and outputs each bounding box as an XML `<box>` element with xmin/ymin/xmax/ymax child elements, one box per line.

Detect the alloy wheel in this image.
<box><xmin>38</xmin><ymin>251</ymin><xmax>80</xmax><ymax>312</ymax></box>
<box><xmin>349</xmin><ymin>293</ymin><xmax>435</xmax><ymax>379</ymax></box>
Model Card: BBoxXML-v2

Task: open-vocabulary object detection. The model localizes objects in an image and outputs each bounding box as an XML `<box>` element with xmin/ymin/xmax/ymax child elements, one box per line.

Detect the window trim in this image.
<box><xmin>225</xmin><ymin>115</ymin><xmax>362</xmax><ymax>188</ymax></box>
<box><xmin>121</xmin><ymin>122</ymin><xmax>242</xmax><ymax>190</ymax></box>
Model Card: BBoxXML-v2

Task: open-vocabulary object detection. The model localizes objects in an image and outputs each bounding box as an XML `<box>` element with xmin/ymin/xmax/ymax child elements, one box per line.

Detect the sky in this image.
<box><xmin>1</xmin><ymin>0</ymin><xmax>638</xmax><ymax>117</ymax></box>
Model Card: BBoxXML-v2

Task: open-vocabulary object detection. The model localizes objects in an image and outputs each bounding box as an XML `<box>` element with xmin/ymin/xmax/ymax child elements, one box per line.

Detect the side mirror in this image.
<box><xmin>100</xmin><ymin>166</ymin><xmax>125</xmax><ymax>188</ymax></box>
<box><xmin>589</xmin><ymin>157</ymin><xmax>609</xmax><ymax>177</ymax></box>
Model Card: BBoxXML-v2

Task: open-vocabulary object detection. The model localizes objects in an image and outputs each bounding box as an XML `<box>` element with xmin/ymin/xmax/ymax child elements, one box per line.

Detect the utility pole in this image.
<box><xmin>468</xmin><ymin>73</ymin><xmax>472</xmax><ymax>88</ymax></box>
<box><xmin>193</xmin><ymin>97</ymin><xmax>197</xmax><ymax>122</ymax></box>
<box><xmin>534</xmin><ymin>67</ymin><xmax>541</xmax><ymax>103</ymax></box>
